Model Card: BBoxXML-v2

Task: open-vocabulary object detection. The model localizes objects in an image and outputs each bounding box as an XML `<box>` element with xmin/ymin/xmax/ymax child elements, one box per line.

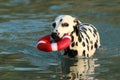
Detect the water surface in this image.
<box><xmin>0</xmin><ymin>0</ymin><xmax>120</xmax><ymax>80</ymax></box>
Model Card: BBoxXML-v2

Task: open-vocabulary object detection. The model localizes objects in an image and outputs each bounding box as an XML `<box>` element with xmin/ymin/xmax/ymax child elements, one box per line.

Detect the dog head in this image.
<box><xmin>51</xmin><ymin>15</ymin><xmax>81</xmax><ymax>41</ymax></box>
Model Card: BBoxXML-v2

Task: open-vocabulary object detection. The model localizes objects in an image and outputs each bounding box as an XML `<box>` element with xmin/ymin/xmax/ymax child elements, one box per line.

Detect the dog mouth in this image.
<box><xmin>51</xmin><ymin>32</ymin><xmax>61</xmax><ymax>42</ymax></box>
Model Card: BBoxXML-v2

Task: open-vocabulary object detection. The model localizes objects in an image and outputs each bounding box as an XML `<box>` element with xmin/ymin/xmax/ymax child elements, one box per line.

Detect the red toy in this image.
<box><xmin>37</xmin><ymin>34</ymin><xmax>71</xmax><ymax>52</ymax></box>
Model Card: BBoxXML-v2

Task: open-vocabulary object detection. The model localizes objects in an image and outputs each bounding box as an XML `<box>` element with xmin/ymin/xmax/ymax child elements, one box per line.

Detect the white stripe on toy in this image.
<box><xmin>37</xmin><ymin>41</ymin><xmax>46</xmax><ymax>45</ymax></box>
<box><xmin>51</xmin><ymin>43</ymin><xmax>58</xmax><ymax>51</ymax></box>
<box><xmin>62</xmin><ymin>35</ymin><xmax>71</xmax><ymax>40</ymax></box>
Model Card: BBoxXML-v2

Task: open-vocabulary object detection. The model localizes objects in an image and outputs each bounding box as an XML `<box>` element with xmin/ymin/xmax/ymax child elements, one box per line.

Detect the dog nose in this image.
<box><xmin>51</xmin><ymin>32</ymin><xmax>60</xmax><ymax>41</ymax></box>
<box><xmin>51</xmin><ymin>32</ymin><xmax>58</xmax><ymax>38</ymax></box>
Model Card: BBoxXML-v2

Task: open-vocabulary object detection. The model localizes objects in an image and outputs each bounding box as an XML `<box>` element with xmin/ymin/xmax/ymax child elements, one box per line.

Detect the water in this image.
<box><xmin>0</xmin><ymin>0</ymin><xmax>120</xmax><ymax>80</ymax></box>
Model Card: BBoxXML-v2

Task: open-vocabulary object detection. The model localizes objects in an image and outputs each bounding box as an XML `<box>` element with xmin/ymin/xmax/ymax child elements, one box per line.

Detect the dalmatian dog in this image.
<box><xmin>51</xmin><ymin>15</ymin><xmax>100</xmax><ymax>58</ymax></box>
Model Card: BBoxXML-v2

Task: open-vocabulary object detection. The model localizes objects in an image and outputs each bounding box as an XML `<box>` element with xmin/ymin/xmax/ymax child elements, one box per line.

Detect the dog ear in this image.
<box><xmin>73</xmin><ymin>18</ymin><xmax>81</xmax><ymax>36</ymax></box>
<box><xmin>74</xmin><ymin>18</ymin><xmax>81</xmax><ymax>27</ymax></box>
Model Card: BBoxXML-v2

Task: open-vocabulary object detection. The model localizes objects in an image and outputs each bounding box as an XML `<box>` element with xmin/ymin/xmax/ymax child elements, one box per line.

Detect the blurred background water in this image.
<box><xmin>0</xmin><ymin>0</ymin><xmax>120</xmax><ymax>80</ymax></box>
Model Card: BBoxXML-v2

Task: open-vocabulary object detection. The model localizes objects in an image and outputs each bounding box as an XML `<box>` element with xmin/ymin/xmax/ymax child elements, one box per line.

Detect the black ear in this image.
<box><xmin>73</xmin><ymin>19</ymin><xmax>81</xmax><ymax>36</ymax></box>
<box><xmin>74</xmin><ymin>18</ymin><xmax>81</xmax><ymax>27</ymax></box>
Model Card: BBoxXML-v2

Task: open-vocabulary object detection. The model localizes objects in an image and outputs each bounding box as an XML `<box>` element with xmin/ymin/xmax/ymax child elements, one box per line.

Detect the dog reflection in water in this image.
<box><xmin>61</xmin><ymin>57</ymin><xmax>99</xmax><ymax>80</ymax></box>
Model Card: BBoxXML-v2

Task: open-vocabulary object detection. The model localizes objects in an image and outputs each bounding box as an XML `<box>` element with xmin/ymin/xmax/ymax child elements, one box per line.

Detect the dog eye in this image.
<box><xmin>52</xmin><ymin>22</ymin><xmax>56</xmax><ymax>28</ymax></box>
<box><xmin>62</xmin><ymin>23</ymin><xmax>69</xmax><ymax>27</ymax></box>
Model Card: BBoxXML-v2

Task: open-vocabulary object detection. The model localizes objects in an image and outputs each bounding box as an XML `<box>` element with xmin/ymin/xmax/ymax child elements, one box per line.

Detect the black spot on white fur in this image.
<box><xmin>82</xmin><ymin>42</ymin><xmax>85</xmax><ymax>47</ymax></box>
<box><xmin>71</xmin><ymin>36</ymin><xmax>74</xmax><ymax>42</ymax></box>
<box><xmin>86</xmin><ymin>38</ymin><xmax>89</xmax><ymax>44</ymax></box>
<box><xmin>82</xmin><ymin>50</ymin><xmax>86</xmax><ymax>56</ymax></box>
<box><xmin>71</xmin><ymin>42</ymin><xmax>75</xmax><ymax>47</ymax></box>
<box><xmin>94</xmin><ymin>41</ymin><xmax>98</xmax><ymax>48</ymax></box>
<box><xmin>78</xmin><ymin>36</ymin><xmax>82</xmax><ymax>42</ymax></box>
<box><xmin>76</xmin><ymin>42</ymin><xmax>78</xmax><ymax>46</ymax></box>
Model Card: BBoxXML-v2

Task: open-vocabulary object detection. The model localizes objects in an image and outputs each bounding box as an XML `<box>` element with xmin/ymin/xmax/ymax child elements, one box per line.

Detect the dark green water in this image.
<box><xmin>0</xmin><ymin>0</ymin><xmax>120</xmax><ymax>80</ymax></box>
